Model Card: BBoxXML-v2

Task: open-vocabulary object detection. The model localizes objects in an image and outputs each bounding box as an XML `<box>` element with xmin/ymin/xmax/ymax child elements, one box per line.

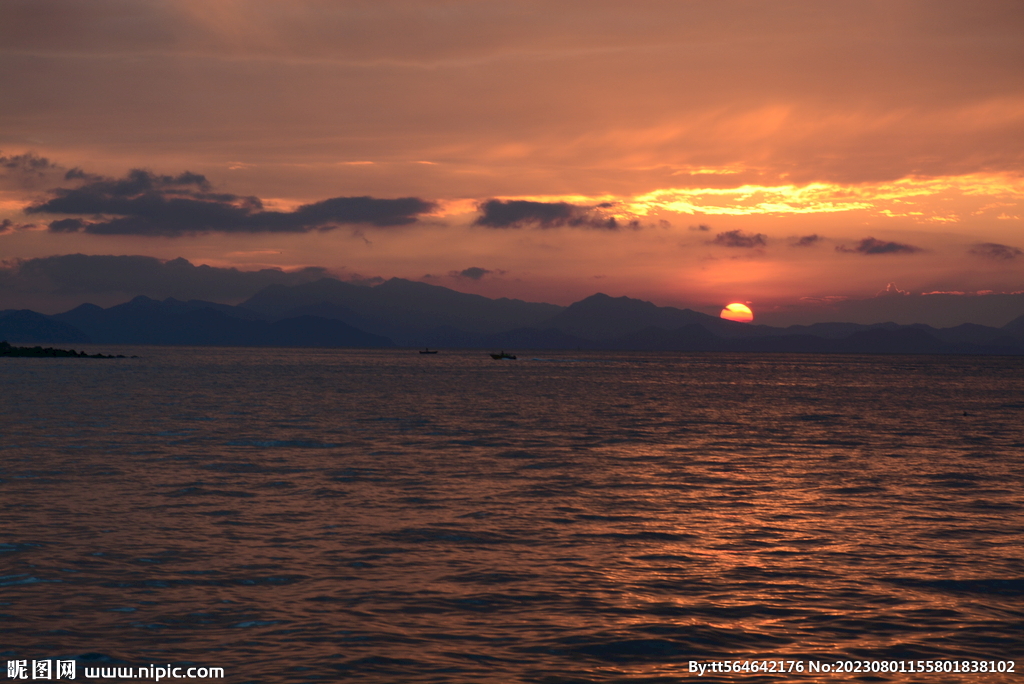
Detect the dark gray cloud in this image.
<box><xmin>793</xmin><ymin>234</ymin><xmax>821</xmax><ymax>246</ymax></box>
<box><xmin>1</xmin><ymin>151</ymin><xmax>59</xmax><ymax>175</ymax></box>
<box><xmin>24</xmin><ymin>169</ymin><xmax>437</xmax><ymax>236</ymax></box>
<box><xmin>836</xmin><ymin>237</ymin><xmax>921</xmax><ymax>254</ymax></box>
<box><xmin>689</xmin><ymin>223</ymin><xmax>711</xmax><ymax>231</ymax></box>
<box><xmin>0</xmin><ymin>254</ymin><xmax>329</xmax><ymax>308</ymax></box>
<box><xmin>710</xmin><ymin>230</ymin><xmax>767</xmax><ymax>248</ymax></box>
<box><xmin>0</xmin><ymin>151</ymin><xmax>68</xmax><ymax>189</ymax></box>
<box><xmin>48</xmin><ymin>218</ymin><xmax>89</xmax><ymax>233</ymax></box>
<box><xmin>474</xmin><ymin>199</ymin><xmax>637</xmax><ymax>230</ymax></box>
<box><xmin>970</xmin><ymin>242</ymin><xmax>1022</xmax><ymax>260</ymax></box>
<box><xmin>0</xmin><ymin>218</ymin><xmax>37</xmax><ymax>234</ymax></box>
<box><xmin>454</xmin><ymin>267</ymin><xmax>492</xmax><ymax>280</ymax></box>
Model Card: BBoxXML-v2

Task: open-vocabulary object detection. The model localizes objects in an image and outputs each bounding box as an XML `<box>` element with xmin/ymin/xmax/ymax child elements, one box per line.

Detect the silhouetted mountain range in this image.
<box><xmin>242</xmin><ymin>277</ymin><xmax>562</xmax><ymax>341</ymax></box>
<box><xmin>2</xmin><ymin>277</ymin><xmax>1023</xmax><ymax>354</ymax></box>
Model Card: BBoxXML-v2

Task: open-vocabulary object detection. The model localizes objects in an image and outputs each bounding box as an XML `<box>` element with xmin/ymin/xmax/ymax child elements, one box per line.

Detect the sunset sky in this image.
<box><xmin>2</xmin><ymin>0</ymin><xmax>1022</xmax><ymax>323</ymax></box>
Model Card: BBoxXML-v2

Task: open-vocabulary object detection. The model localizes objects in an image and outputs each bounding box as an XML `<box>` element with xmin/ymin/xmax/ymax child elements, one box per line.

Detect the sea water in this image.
<box><xmin>1</xmin><ymin>348</ymin><xmax>1022</xmax><ymax>682</ymax></box>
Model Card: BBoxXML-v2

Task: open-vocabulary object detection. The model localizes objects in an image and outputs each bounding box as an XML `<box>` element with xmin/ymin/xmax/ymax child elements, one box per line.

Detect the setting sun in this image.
<box><xmin>720</xmin><ymin>302</ymin><xmax>754</xmax><ymax>322</ymax></box>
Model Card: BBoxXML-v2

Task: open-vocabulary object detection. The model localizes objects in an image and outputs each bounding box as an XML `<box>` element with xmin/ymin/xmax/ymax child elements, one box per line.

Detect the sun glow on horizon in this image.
<box><xmin>720</xmin><ymin>302</ymin><xmax>754</xmax><ymax>322</ymax></box>
<box><xmin>430</xmin><ymin>172</ymin><xmax>1024</xmax><ymax>226</ymax></box>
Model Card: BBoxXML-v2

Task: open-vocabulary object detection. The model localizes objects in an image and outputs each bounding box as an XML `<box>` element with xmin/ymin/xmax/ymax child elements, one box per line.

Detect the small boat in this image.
<box><xmin>419</xmin><ymin>348</ymin><xmax>438</xmax><ymax>354</ymax></box>
<box><xmin>490</xmin><ymin>351</ymin><xmax>516</xmax><ymax>360</ymax></box>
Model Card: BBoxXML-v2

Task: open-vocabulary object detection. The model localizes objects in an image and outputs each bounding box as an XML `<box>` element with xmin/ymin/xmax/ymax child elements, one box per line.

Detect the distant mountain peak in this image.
<box><xmin>567</xmin><ymin>292</ymin><xmax>662</xmax><ymax>312</ymax></box>
<box><xmin>547</xmin><ymin>292</ymin><xmax>713</xmax><ymax>339</ymax></box>
<box><xmin>64</xmin><ymin>302</ymin><xmax>104</xmax><ymax>314</ymax></box>
<box><xmin>118</xmin><ymin>295</ymin><xmax>162</xmax><ymax>310</ymax></box>
<box><xmin>1003</xmin><ymin>312</ymin><xmax>1024</xmax><ymax>333</ymax></box>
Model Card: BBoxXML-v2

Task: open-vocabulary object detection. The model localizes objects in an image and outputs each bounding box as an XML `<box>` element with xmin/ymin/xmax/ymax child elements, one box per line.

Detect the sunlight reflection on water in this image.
<box><xmin>1</xmin><ymin>349</ymin><xmax>1022</xmax><ymax>682</ymax></box>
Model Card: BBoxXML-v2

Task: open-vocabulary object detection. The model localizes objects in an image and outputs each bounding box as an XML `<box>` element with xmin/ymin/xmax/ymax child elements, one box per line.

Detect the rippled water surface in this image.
<box><xmin>2</xmin><ymin>348</ymin><xmax>1023</xmax><ymax>682</ymax></box>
